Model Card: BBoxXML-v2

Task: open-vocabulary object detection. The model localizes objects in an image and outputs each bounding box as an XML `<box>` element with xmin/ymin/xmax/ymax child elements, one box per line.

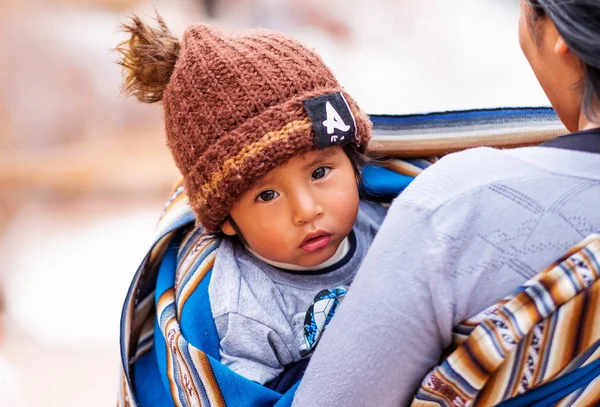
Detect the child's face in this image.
<box><xmin>221</xmin><ymin>146</ymin><xmax>360</xmax><ymax>268</ymax></box>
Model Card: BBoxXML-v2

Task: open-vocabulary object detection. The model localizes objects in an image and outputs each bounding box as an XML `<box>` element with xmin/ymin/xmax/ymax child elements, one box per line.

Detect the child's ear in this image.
<box><xmin>221</xmin><ymin>219</ymin><xmax>237</xmax><ymax>236</ymax></box>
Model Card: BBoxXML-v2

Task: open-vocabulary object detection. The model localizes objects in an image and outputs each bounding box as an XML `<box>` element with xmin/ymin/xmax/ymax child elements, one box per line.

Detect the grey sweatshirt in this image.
<box><xmin>292</xmin><ymin>146</ymin><xmax>600</xmax><ymax>407</ymax></box>
<box><xmin>208</xmin><ymin>200</ymin><xmax>388</xmax><ymax>384</ymax></box>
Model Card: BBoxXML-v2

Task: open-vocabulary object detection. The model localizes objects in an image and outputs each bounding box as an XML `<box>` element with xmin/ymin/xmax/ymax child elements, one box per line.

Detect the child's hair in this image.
<box><xmin>116</xmin><ymin>14</ymin><xmax>374</xmax><ymax>232</ymax></box>
<box><xmin>526</xmin><ymin>0</ymin><xmax>600</xmax><ymax>120</ymax></box>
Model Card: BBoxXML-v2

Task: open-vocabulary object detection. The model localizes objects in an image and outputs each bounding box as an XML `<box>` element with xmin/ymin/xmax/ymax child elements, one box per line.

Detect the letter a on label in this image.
<box><xmin>322</xmin><ymin>101</ymin><xmax>351</xmax><ymax>134</ymax></box>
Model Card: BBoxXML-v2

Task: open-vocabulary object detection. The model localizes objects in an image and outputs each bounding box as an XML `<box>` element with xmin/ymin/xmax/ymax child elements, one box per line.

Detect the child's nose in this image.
<box><xmin>291</xmin><ymin>191</ymin><xmax>324</xmax><ymax>225</ymax></box>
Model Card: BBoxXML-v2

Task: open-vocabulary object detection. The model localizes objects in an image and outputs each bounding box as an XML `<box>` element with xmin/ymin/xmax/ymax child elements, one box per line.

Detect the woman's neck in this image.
<box><xmin>578</xmin><ymin>109</ymin><xmax>600</xmax><ymax>131</ymax></box>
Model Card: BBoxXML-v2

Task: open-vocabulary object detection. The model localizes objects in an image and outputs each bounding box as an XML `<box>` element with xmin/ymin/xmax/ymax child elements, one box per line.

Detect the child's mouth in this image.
<box><xmin>300</xmin><ymin>232</ymin><xmax>332</xmax><ymax>253</ymax></box>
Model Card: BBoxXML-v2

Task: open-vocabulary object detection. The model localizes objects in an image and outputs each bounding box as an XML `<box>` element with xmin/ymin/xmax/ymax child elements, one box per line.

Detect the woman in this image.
<box><xmin>292</xmin><ymin>1</ymin><xmax>600</xmax><ymax>406</ymax></box>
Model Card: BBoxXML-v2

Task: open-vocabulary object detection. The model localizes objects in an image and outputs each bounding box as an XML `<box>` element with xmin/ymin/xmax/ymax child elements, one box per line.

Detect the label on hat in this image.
<box><xmin>302</xmin><ymin>92</ymin><xmax>357</xmax><ymax>149</ymax></box>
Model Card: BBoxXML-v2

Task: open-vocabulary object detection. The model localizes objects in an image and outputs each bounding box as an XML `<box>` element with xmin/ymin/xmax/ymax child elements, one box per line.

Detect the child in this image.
<box><xmin>117</xmin><ymin>15</ymin><xmax>387</xmax><ymax>386</ymax></box>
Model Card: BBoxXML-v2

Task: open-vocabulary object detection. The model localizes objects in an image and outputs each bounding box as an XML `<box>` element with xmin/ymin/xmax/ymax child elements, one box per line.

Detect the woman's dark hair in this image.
<box><xmin>526</xmin><ymin>0</ymin><xmax>600</xmax><ymax>120</ymax></box>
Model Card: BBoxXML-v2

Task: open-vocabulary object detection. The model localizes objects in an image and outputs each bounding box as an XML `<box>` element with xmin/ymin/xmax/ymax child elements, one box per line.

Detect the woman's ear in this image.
<box><xmin>554</xmin><ymin>34</ymin><xmax>581</xmax><ymax>76</ymax></box>
<box><xmin>220</xmin><ymin>219</ymin><xmax>237</xmax><ymax>236</ymax></box>
<box><xmin>554</xmin><ymin>35</ymin><xmax>569</xmax><ymax>55</ymax></box>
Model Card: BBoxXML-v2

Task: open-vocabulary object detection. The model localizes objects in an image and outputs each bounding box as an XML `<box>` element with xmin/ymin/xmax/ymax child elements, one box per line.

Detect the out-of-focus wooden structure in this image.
<box><xmin>0</xmin><ymin>136</ymin><xmax>178</xmax><ymax>196</ymax></box>
<box><xmin>0</xmin><ymin>1</ymin><xmax>181</xmax><ymax>233</ymax></box>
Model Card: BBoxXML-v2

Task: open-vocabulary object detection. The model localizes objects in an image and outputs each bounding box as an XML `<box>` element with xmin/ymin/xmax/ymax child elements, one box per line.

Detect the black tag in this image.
<box><xmin>302</xmin><ymin>92</ymin><xmax>357</xmax><ymax>149</ymax></box>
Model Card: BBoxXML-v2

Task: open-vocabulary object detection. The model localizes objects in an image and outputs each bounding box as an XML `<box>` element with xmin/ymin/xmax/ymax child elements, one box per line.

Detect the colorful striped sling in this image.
<box><xmin>118</xmin><ymin>108</ymin><xmax>573</xmax><ymax>407</ymax></box>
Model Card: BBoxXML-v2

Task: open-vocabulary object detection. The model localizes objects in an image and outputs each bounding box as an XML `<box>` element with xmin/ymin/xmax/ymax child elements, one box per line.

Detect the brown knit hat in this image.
<box><xmin>118</xmin><ymin>15</ymin><xmax>372</xmax><ymax>232</ymax></box>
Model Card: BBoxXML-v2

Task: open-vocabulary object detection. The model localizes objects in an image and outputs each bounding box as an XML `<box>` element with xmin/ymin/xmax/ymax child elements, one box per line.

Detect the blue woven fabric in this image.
<box><xmin>361</xmin><ymin>165</ymin><xmax>415</xmax><ymax>197</ymax></box>
<box><xmin>497</xmin><ymin>358</ymin><xmax>600</xmax><ymax>407</ymax></box>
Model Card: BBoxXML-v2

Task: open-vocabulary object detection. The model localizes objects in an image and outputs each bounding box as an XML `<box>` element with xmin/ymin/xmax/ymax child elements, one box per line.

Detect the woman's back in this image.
<box><xmin>292</xmin><ymin>142</ymin><xmax>600</xmax><ymax>406</ymax></box>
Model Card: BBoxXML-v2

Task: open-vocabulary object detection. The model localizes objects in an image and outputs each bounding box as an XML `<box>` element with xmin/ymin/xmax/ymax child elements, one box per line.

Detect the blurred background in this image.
<box><xmin>0</xmin><ymin>0</ymin><xmax>550</xmax><ymax>405</ymax></box>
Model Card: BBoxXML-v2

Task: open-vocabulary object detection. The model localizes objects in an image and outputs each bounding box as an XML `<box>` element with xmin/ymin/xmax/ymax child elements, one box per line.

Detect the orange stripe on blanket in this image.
<box><xmin>177</xmin><ymin>246</ymin><xmax>217</xmax><ymax>318</ymax></box>
<box><xmin>190</xmin><ymin>349</ymin><xmax>227</xmax><ymax>407</ymax></box>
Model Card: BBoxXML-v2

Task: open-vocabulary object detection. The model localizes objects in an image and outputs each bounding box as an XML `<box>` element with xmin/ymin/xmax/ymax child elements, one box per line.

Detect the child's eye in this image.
<box><xmin>257</xmin><ymin>190</ymin><xmax>279</xmax><ymax>202</ymax></box>
<box><xmin>312</xmin><ymin>166</ymin><xmax>330</xmax><ymax>180</ymax></box>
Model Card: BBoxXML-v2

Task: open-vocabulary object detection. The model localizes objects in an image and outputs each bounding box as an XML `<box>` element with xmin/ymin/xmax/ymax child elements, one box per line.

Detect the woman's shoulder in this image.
<box><xmin>396</xmin><ymin>147</ymin><xmax>549</xmax><ymax>211</ymax></box>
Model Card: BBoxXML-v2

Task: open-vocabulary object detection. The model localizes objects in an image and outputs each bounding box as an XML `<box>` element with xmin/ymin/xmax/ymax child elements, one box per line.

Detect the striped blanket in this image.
<box><xmin>119</xmin><ymin>108</ymin><xmax>581</xmax><ymax>407</ymax></box>
<box><xmin>368</xmin><ymin>107</ymin><xmax>565</xmax><ymax>157</ymax></box>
